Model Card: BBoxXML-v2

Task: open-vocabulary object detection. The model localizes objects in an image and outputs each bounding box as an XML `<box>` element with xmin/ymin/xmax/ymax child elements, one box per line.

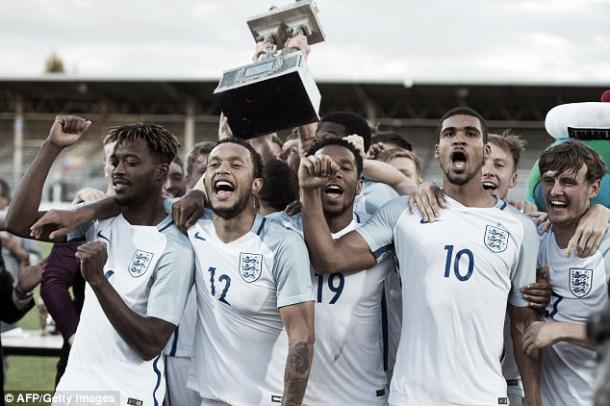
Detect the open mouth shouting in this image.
<box><xmin>482</xmin><ymin>180</ymin><xmax>498</xmax><ymax>191</ymax></box>
<box><xmin>450</xmin><ymin>150</ymin><xmax>468</xmax><ymax>172</ymax></box>
<box><xmin>324</xmin><ymin>184</ymin><xmax>344</xmax><ymax>200</ymax></box>
<box><xmin>547</xmin><ymin>198</ymin><xmax>568</xmax><ymax>211</ymax></box>
<box><xmin>213</xmin><ymin>179</ymin><xmax>235</xmax><ymax>200</ymax></box>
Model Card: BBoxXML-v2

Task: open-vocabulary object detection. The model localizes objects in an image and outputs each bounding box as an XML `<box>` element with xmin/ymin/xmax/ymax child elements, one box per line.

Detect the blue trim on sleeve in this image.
<box><xmin>547</xmin><ymin>294</ymin><xmax>564</xmax><ymax>319</ymax></box>
<box><xmin>355</xmin><ymin>212</ymin><xmax>361</xmax><ymax>224</ymax></box>
<box><xmin>169</xmin><ymin>326</ymin><xmax>179</xmax><ymax>357</ymax></box>
<box><xmin>96</xmin><ymin>231</ymin><xmax>110</xmax><ymax>242</ymax></box>
<box><xmin>152</xmin><ymin>354</ymin><xmax>162</xmax><ymax>406</ymax></box>
<box><xmin>499</xmin><ymin>201</ymin><xmax>508</xmax><ymax>211</ymax></box>
<box><xmin>372</xmin><ymin>244</ymin><xmax>393</xmax><ymax>259</ymax></box>
<box><xmin>158</xmin><ymin>219</ymin><xmax>175</xmax><ymax>233</ymax></box>
<box><xmin>256</xmin><ymin>217</ymin><xmax>267</xmax><ymax>236</ymax></box>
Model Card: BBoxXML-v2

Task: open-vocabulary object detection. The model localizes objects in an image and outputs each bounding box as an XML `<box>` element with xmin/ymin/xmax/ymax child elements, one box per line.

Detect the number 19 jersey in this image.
<box><xmin>187</xmin><ymin>211</ymin><xmax>314</xmax><ymax>406</ymax></box>
<box><xmin>357</xmin><ymin>196</ymin><xmax>538</xmax><ymax>406</ymax></box>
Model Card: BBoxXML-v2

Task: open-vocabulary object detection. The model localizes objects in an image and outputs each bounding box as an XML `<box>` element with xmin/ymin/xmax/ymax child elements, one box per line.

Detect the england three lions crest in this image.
<box><xmin>484</xmin><ymin>225</ymin><xmax>509</xmax><ymax>253</ymax></box>
<box><xmin>128</xmin><ymin>250</ymin><xmax>154</xmax><ymax>278</ymax></box>
<box><xmin>569</xmin><ymin>268</ymin><xmax>593</xmax><ymax>298</ymax></box>
<box><xmin>239</xmin><ymin>252</ymin><xmax>263</xmax><ymax>283</ymax></box>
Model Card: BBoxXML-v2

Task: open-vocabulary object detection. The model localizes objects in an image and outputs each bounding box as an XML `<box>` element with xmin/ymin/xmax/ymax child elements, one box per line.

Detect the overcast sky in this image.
<box><xmin>1</xmin><ymin>0</ymin><xmax>609</xmax><ymax>84</ymax></box>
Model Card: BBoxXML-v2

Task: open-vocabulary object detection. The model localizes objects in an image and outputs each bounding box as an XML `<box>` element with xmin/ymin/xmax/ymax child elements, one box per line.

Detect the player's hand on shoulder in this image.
<box><xmin>48</xmin><ymin>115</ymin><xmax>92</xmax><ymax>149</ymax></box>
<box><xmin>509</xmin><ymin>199</ymin><xmax>538</xmax><ymax>215</ymax></box>
<box><xmin>298</xmin><ymin>154</ymin><xmax>339</xmax><ymax>190</ymax></box>
<box><xmin>30</xmin><ymin>209</ymin><xmax>85</xmax><ymax>241</ymax></box>
<box><xmin>408</xmin><ymin>181</ymin><xmax>445</xmax><ymax>222</ymax></box>
<box><xmin>172</xmin><ymin>190</ymin><xmax>206</xmax><ymax>234</ymax></box>
<box><xmin>566</xmin><ymin>204</ymin><xmax>609</xmax><ymax>258</ymax></box>
<box><xmin>75</xmin><ymin>240</ymin><xmax>108</xmax><ymax>283</ymax></box>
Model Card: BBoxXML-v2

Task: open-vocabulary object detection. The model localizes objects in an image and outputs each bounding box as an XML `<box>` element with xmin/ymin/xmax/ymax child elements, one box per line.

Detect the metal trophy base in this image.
<box><xmin>214</xmin><ymin>51</ymin><xmax>321</xmax><ymax>140</ymax></box>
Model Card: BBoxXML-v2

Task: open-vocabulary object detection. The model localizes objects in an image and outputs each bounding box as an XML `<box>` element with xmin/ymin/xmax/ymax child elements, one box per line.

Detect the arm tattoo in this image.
<box><xmin>282</xmin><ymin>341</ymin><xmax>312</xmax><ymax>406</ymax></box>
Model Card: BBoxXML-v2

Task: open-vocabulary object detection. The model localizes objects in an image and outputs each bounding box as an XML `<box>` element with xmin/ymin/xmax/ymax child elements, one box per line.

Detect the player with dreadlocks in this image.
<box><xmin>6</xmin><ymin>116</ymin><xmax>194</xmax><ymax>405</ymax></box>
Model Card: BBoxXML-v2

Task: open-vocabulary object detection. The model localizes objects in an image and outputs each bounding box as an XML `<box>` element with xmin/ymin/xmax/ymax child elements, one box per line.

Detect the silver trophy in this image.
<box><xmin>214</xmin><ymin>1</ymin><xmax>324</xmax><ymax>139</ymax></box>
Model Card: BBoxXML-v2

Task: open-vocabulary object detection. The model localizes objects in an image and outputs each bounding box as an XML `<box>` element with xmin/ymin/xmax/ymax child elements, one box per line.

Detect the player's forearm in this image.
<box><xmin>363</xmin><ymin>159</ymin><xmax>417</xmax><ymax>195</ymax></box>
<box><xmin>6</xmin><ymin>140</ymin><xmax>61</xmax><ymax>234</ymax></box>
<box><xmin>300</xmin><ymin>188</ymin><xmax>342</xmax><ymax>273</ymax></box>
<box><xmin>298</xmin><ymin>123</ymin><xmax>317</xmax><ymax>157</ymax></box>
<box><xmin>510</xmin><ymin>308</ymin><xmax>541</xmax><ymax>406</ymax></box>
<box><xmin>89</xmin><ymin>276</ymin><xmax>172</xmax><ymax>360</ymax></box>
<box><xmin>282</xmin><ymin>340</ymin><xmax>313</xmax><ymax>406</ymax></box>
<box><xmin>554</xmin><ymin>322</ymin><xmax>593</xmax><ymax>350</ymax></box>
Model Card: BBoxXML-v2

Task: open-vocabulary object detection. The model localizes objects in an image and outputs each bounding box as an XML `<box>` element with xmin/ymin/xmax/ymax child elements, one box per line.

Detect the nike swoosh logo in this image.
<box><xmin>194</xmin><ymin>232</ymin><xmax>206</xmax><ymax>241</ymax></box>
<box><xmin>97</xmin><ymin>231</ymin><xmax>110</xmax><ymax>242</ymax></box>
<box><xmin>420</xmin><ymin>219</ymin><xmax>442</xmax><ymax>224</ymax></box>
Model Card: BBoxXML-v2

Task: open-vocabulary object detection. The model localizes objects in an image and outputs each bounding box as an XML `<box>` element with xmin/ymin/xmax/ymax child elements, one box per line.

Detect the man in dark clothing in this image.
<box><xmin>0</xmin><ymin>239</ymin><xmax>39</xmax><ymax>406</ymax></box>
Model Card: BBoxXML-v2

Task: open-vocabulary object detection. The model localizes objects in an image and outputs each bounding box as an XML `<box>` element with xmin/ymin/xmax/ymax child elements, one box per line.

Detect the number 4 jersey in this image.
<box><xmin>356</xmin><ymin>196</ymin><xmax>538</xmax><ymax>406</ymax></box>
<box><xmin>186</xmin><ymin>211</ymin><xmax>314</xmax><ymax>406</ymax></box>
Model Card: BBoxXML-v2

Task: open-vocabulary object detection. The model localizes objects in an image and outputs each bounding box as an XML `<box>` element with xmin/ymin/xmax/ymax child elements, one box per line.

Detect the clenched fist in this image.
<box><xmin>48</xmin><ymin>115</ymin><xmax>92</xmax><ymax>149</ymax></box>
<box><xmin>298</xmin><ymin>154</ymin><xmax>339</xmax><ymax>190</ymax></box>
<box><xmin>75</xmin><ymin>240</ymin><xmax>108</xmax><ymax>284</ymax></box>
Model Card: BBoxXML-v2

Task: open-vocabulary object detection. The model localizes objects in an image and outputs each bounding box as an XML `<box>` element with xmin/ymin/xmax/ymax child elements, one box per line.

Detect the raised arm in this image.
<box><xmin>6</xmin><ymin>115</ymin><xmax>91</xmax><ymax>239</ymax></box>
<box><xmin>279</xmin><ymin>301</ymin><xmax>315</xmax><ymax>406</ymax></box>
<box><xmin>299</xmin><ymin>154</ymin><xmax>377</xmax><ymax>273</ymax></box>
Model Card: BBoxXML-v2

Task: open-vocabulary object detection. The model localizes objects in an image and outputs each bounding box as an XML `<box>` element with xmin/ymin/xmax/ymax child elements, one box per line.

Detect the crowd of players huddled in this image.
<box><xmin>0</xmin><ymin>102</ymin><xmax>608</xmax><ymax>406</ymax></box>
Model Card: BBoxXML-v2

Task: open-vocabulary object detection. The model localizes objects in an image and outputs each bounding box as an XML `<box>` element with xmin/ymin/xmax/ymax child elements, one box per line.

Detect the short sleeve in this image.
<box><xmin>146</xmin><ymin>235</ymin><xmax>195</xmax><ymax>325</ymax></box>
<box><xmin>272</xmin><ymin>229</ymin><xmax>314</xmax><ymax>308</ymax></box>
<box><xmin>355</xmin><ymin>196</ymin><xmax>407</xmax><ymax>263</ymax></box>
<box><xmin>162</xmin><ymin>198</ymin><xmax>179</xmax><ymax>215</ymax></box>
<box><xmin>509</xmin><ymin>215</ymin><xmax>539</xmax><ymax>307</ymax></box>
<box><xmin>67</xmin><ymin>201</ymin><xmax>96</xmax><ymax>242</ymax></box>
<box><xmin>359</xmin><ymin>180</ymin><xmax>399</xmax><ymax>215</ymax></box>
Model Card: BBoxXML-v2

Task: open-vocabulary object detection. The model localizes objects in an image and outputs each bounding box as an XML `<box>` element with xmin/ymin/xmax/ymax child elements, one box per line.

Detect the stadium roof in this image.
<box><xmin>0</xmin><ymin>76</ymin><xmax>606</xmax><ymax>126</ymax></box>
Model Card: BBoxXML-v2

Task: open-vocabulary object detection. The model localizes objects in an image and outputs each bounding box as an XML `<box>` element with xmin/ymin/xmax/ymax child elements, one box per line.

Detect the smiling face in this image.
<box><xmin>481</xmin><ymin>142</ymin><xmax>517</xmax><ymax>200</ymax></box>
<box><xmin>315</xmin><ymin>144</ymin><xmax>361</xmax><ymax>218</ymax></box>
<box><xmin>204</xmin><ymin>142</ymin><xmax>262</xmax><ymax>219</ymax></box>
<box><xmin>541</xmin><ymin>164</ymin><xmax>600</xmax><ymax>228</ymax></box>
<box><xmin>110</xmin><ymin>139</ymin><xmax>167</xmax><ymax>207</ymax></box>
<box><xmin>435</xmin><ymin>114</ymin><xmax>489</xmax><ymax>186</ymax></box>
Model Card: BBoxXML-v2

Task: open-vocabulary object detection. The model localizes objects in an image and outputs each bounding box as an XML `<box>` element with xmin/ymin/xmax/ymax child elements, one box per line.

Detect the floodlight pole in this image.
<box><xmin>13</xmin><ymin>95</ymin><xmax>23</xmax><ymax>186</ymax></box>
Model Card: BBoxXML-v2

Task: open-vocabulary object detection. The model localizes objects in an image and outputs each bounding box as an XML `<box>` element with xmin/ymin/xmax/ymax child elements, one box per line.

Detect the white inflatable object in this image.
<box><xmin>545</xmin><ymin>102</ymin><xmax>610</xmax><ymax>140</ymax></box>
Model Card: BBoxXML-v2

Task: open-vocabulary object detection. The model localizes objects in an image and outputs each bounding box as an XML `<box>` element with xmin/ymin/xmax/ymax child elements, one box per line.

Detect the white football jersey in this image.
<box><xmin>354</xmin><ymin>179</ymin><xmax>398</xmax><ymax>217</ymax></box>
<box><xmin>187</xmin><ymin>211</ymin><xmax>314</xmax><ymax>405</ymax></box>
<box><xmin>273</xmin><ymin>213</ymin><xmax>395</xmax><ymax>405</ymax></box>
<box><xmin>357</xmin><ymin>195</ymin><xmax>538</xmax><ymax>406</ymax></box>
<box><xmin>55</xmin><ymin>214</ymin><xmax>194</xmax><ymax>406</ymax></box>
<box><xmin>538</xmin><ymin>229</ymin><xmax>610</xmax><ymax>406</ymax></box>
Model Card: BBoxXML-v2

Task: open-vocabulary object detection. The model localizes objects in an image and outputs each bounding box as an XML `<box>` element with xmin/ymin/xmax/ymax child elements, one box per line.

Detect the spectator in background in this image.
<box><xmin>377</xmin><ymin>148</ymin><xmax>423</xmax><ymax>185</ymax></box>
<box><xmin>185</xmin><ymin>141</ymin><xmax>215</xmax><ymax>190</ymax></box>
<box><xmin>269</xmin><ymin>134</ymin><xmax>283</xmax><ymax>158</ymax></box>
<box><xmin>0</xmin><ymin>178</ymin><xmax>43</xmax><ymax>338</ymax></box>
<box><xmin>368</xmin><ymin>131</ymin><xmax>413</xmax><ymax>159</ymax></box>
<box><xmin>163</xmin><ymin>157</ymin><xmax>187</xmax><ymax>198</ymax></box>
<box><xmin>0</xmin><ymin>238</ymin><xmax>42</xmax><ymax>406</ymax></box>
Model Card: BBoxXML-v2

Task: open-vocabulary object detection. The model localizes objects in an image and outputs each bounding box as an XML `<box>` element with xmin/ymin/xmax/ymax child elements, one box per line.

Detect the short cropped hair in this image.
<box><xmin>258</xmin><ymin>159</ymin><xmax>299</xmax><ymax>212</ymax></box>
<box><xmin>307</xmin><ymin>137</ymin><xmax>364</xmax><ymax>177</ymax></box>
<box><xmin>539</xmin><ymin>140</ymin><xmax>607</xmax><ymax>184</ymax></box>
<box><xmin>377</xmin><ymin>148</ymin><xmax>423</xmax><ymax>181</ymax></box>
<box><xmin>371</xmin><ymin>132</ymin><xmax>412</xmax><ymax>151</ymax></box>
<box><xmin>439</xmin><ymin>107</ymin><xmax>488</xmax><ymax>143</ymax></box>
<box><xmin>103</xmin><ymin>123</ymin><xmax>180</xmax><ymax>164</ymax></box>
<box><xmin>214</xmin><ymin>138</ymin><xmax>264</xmax><ymax>179</ymax></box>
<box><xmin>320</xmin><ymin>111</ymin><xmax>372</xmax><ymax>151</ymax></box>
<box><xmin>488</xmin><ymin>130</ymin><xmax>527</xmax><ymax>170</ymax></box>
<box><xmin>186</xmin><ymin>141</ymin><xmax>215</xmax><ymax>177</ymax></box>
